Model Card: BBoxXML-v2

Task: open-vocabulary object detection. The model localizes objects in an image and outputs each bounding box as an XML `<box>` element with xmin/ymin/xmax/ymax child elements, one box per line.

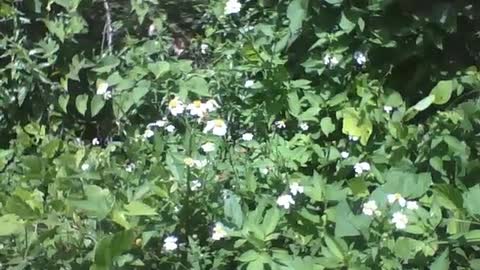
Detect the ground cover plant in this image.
<box><xmin>1</xmin><ymin>0</ymin><xmax>480</xmax><ymax>269</ymax></box>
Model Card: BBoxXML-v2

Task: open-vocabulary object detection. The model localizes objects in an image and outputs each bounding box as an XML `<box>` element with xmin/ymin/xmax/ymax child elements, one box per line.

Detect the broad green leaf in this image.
<box><xmin>261</xmin><ymin>207</ymin><xmax>281</xmax><ymax>236</ymax></box>
<box><xmin>287</xmin><ymin>0</ymin><xmax>309</xmax><ymax>35</ymax></box>
<box><xmin>0</xmin><ymin>214</ymin><xmax>25</xmax><ymax>236</ymax></box>
<box><xmin>180</xmin><ymin>76</ymin><xmax>210</xmax><ymax>97</ymax></box>
<box><xmin>463</xmin><ymin>185</ymin><xmax>480</xmax><ymax>216</ymax></box>
<box><xmin>147</xmin><ymin>61</ymin><xmax>170</xmax><ymax>79</ymax></box>
<box><xmin>93</xmin><ymin>230</ymin><xmax>135</xmax><ymax>268</ymax></box>
<box><xmin>238</xmin><ymin>250</ymin><xmax>260</xmax><ymax>262</ymax></box>
<box><xmin>382</xmin><ymin>170</ymin><xmax>432</xmax><ymax>198</ymax></box>
<box><xmin>430</xmin><ymin>80</ymin><xmax>456</xmax><ymax>105</ymax></box>
<box><xmin>433</xmin><ymin>184</ymin><xmax>463</xmax><ymax>210</ymax></box>
<box><xmin>413</xmin><ymin>95</ymin><xmax>435</xmax><ymax>111</ymax></box>
<box><xmin>68</xmin><ymin>185</ymin><xmax>114</xmax><ymax>220</ymax></box>
<box><xmin>341</xmin><ymin>108</ymin><xmax>372</xmax><ymax>145</ymax></box>
<box><xmin>430</xmin><ymin>249</ymin><xmax>450</xmax><ymax>270</ymax></box>
<box><xmin>339</xmin><ymin>12</ymin><xmax>355</xmax><ymax>32</ymax></box>
<box><xmin>224</xmin><ymin>194</ymin><xmax>243</xmax><ymax>228</ymax></box>
<box><xmin>58</xmin><ymin>94</ymin><xmax>69</xmax><ymax>113</ymax></box>
<box><xmin>93</xmin><ymin>55</ymin><xmax>120</xmax><ymax>73</ymax></box>
<box><xmin>124</xmin><ymin>201</ymin><xmax>157</xmax><ymax>216</ymax></box>
<box><xmin>320</xmin><ymin>117</ymin><xmax>335</xmax><ymax>136</ymax></box>
<box><xmin>324</xmin><ymin>234</ymin><xmax>346</xmax><ymax>260</ymax></box>
<box><xmin>75</xmin><ymin>94</ymin><xmax>88</xmax><ymax>116</ymax></box>
<box><xmin>91</xmin><ymin>95</ymin><xmax>106</xmax><ymax>117</ymax></box>
<box><xmin>288</xmin><ymin>91</ymin><xmax>301</xmax><ymax>117</ymax></box>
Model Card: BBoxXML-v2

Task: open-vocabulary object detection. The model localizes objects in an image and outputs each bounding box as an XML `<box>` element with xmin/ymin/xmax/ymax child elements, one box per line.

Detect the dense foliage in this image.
<box><xmin>1</xmin><ymin>0</ymin><xmax>480</xmax><ymax>269</ymax></box>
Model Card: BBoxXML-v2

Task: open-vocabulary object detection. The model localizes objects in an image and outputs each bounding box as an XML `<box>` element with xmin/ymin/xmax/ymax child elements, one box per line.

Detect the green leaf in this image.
<box><xmin>68</xmin><ymin>185</ymin><xmax>114</xmax><ymax>220</ymax></box>
<box><xmin>75</xmin><ymin>94</ymin><xmax>88</xmax><ymax>116</ymax></box>
<box><xmin>0</xmin><ymin>214</ymin><xmax>25</xmax><ymax>236</ymax></box>
<box><xmin>430</xmin><ymin>80</ymin><xmax>456</xmax><ymax>105</ymax></box>
<box><xmin>261</xmin><ymin>207</ymin><xmax>281</xmax><ymax>236</ymax></box>
<box><xmin>288</xmin><ymin>91</ymin><xmax>301</xmax><ymax>117</ymax></box>
<box><xmin>339</xmin><ymin>12</ymin><xmax>356</xmax><ymax>33</ymax></box>
<box><xmin>124</xmin><ymin>201</ymin><xmax>157</xmax><ymax>216</ymax></box>
<box><xmin>324</xmin><ymin>0</ymin><xmax>343</xmax><ymax>6</ymax></box>
<box><xmin>324</xmin><ymin>234</ymin><xmax>346</xmax><ymax>260</ymax></box>
<box><xmin>93</xmin><ymin>55</ymin><xmax>120</xmax><ymax>73</ymax></box>
<box><xmin>430</xmin><ymin>249</ymin><xmax>450</xmax><ymax>270</ymax></box>
<box><xmin>341</xmin><ymin>108</ymin><xmax>372</xmax><ymax>145</ymax></box>
<box><xmin>58</xmin><ymin>94</ymin><xmax>69</xmax><ymax>113</ymax></box>
<box><xmin>287</xmin><ymin>0</ymin><xmax>309</xmax><ymax>35</ymax></box>
<box><xmin>147</xmin><ymin>61</ymin><xmax>170</xmax><ymax>79</ymax></box>
<box><xmin>180</xmin><ymin>76</ymin><xmax>210</xmax><ymax>97</ymax></box>
<box><xmin>93</xmin><ymin>230</ymin><xmax>135</xmax><ymax>269</ymax></box>
<box><xmin>382</xmin><ymin>169</ymin><xmax>432</xmax><ymax>198</ymax></box>
<box><xmin>91</xmin><ymin>95</ymin><xmax>106</xmax><ymax>117</ymax></box>
<box><xmin>463</xmin><ymin>185</ymin><xmax>480</xmax><ymax>216</ymax></box>
<box><xmin>413</xmin><ymin>95</ymin><xmax>435</xmax><ymax>111</ymax></box>
<box><xmin>224</xmin><ymin>194</ymin><xmax>243</xmax><ymax>228</ymax></box>
<box><xmin>238</xmin><ymin>250</ymin><xmax>260</xmax><ymax>262</ymax></box>
<box><xmin>320</xmin><ymin>117</ymin><xmax>335</xmax><ymax>136</ymax></box>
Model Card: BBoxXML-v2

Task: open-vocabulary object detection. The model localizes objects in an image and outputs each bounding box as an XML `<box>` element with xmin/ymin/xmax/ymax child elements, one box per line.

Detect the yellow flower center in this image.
<box><xmin>169</xmin><ymin>99</ymin><xmax>178</xmax><ymax>108</ymax></box>
<box><xmin>214</xmin><ymin>119</ymin><xmax>224</xmax><ymax>127</ymax></box>
<box><xmin>183</xmin><ymin>158</ymin><xmax>194</xmax><ymax>166</ymax></box>
<box><xmin>193</xmin><ymin>100</ymin><xmax>202</xmax><ymax>108</ymax></box>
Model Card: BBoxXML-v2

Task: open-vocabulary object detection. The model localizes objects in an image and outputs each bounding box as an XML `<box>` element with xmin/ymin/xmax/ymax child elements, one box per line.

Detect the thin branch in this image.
<box><xmin>103</xmin><ymin>0</ymin><xmax>113</xmax><ymax>52</ymax></box>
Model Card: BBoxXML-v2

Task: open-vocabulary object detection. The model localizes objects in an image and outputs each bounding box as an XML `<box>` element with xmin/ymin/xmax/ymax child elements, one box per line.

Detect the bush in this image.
<box><xmin>1</xmin><ymin>0</ymin><xmax>480</xmax><ymax>269</ymax></box>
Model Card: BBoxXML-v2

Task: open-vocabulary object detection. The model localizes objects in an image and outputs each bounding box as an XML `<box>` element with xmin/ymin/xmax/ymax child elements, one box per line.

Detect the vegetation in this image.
<box><xmin>1</xmin><ymin>0</ymin><xmax>480</xmax><ymax>269</ymax></box>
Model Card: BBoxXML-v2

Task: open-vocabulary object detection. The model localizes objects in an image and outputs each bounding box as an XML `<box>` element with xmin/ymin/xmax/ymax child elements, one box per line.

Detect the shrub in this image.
<box><xmin>1</xmin><ymin>0</ymin><xmax>480</xmax><ymax>269</ymax></box>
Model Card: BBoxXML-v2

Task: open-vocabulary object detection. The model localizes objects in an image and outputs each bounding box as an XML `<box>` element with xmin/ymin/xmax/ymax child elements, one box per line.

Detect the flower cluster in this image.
<box><xmin>362</xmin><ymin>193</ymin><xmax>420</xmax><ymax>230</ymax></box>
<box><xmin>354</xmin><ymin>161</ymin><xmax>371</xmax><ymax>175</ymax></box>
<box><xmin>276</xmin><ymin>182</ymin><xmax>304</xmax><ymax>209</ymax></box>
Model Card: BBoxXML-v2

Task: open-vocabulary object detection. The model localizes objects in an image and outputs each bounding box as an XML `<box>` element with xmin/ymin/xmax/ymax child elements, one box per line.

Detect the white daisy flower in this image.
<box><xmin>92</xmin><ymin>138</ymin><xmax>100</xmax><ymax>145</ymax></box>
<box><xmin>354</xmin><ymin>161</ymin><xmax>371</xmax><ymax>175</ymax></box>
<box><xmin>193</xmin><ymin>159</ymin><xmax>208</xmax><ymax>169</ymax></box>
<box><xmin>143</xmin><ymin>129</ymin><xmax>155</xmax><ymax>139</ymax></box>
<box><xmin>349</xmin><ymin>135</ymin><xmax>359</xmax><ymax>141</ymax></box>
<box><xmin>212</xmin><ymin>222</ymin><xmax>228</xmax><ymax>240</ymax></box>
<box><xmin>391</xmin><ymin>211</ymin><xmax>408</xmax><ymax>230</ymax></box>
<box><xmin>224</xmin><ymin>0</ymin><xmax>241</xmax><ymax>15</ymax></box>
<box><xmin>244</xmin><ymin>80</ymin><xmax>255</xmax><ymax>88</ymax></box>
<box><xmin>163</xmin><ymin>236</ymin><xmax>178</xmax><ymax>251</ymax></box>
<box><xmin>184</xmin><ymin>158</ymin><xmax>195</xmax><ymax>167</ymax></box>
<box><xmin>259</xmin><ymin>167</ymin><xmax>269</xmax><ymax>175</ymax></box>
<box><xmin>96</xmin><ymin>81</ymin><xmax>109</xmax><ymax>95</ymax></box>
<box><xmin>205</xmin><ymin>99</ymin><xmax>220</xmax><ymax>112</ymax></box>
<box><xmin>384</xmin><ymin>106</ymin><xmax>393</xmax><ymax>113</ymax></box>
<box><xmin>147</xmin><ymin>119</ymin><xmax>167</xmax><ymax>128</ymax></box>
<box><xmin>406</xmin><ymin>201</ymin><xmax>419</xmax><ymax>210</ymax></box>
<box><xmin>323</xmin><ymin>54</ymin><xmax>339</xmax><ymax>68</ymax></box>
<box><xmin>201</xmin><ymin>142</ymin><xmax>215</xmax><ymax>152</ymax></box>
<box><xmin>274</xmin><ymin>120</ymin><xmax>286</xmax><ymax>129</ymax></box>
<box><xmin>354</xmin><ymin>51</ymin><xmax>367</xmax><ymax>65</ymax></box>
<box><xmin>190</xmin><ymin>179</ymin><xmax>202</xmax><ymax>191</ymax></box>
<box><xmin>340</xmin><ymin>151</ymin><xmax>350</xmax><ymax>159</ymax></box>
<box><xmin>242</xmin><ymin>133</ymin><xmax>253</xmax><ymax>141</ymax></box>
<box><xmin>103</xmin><ymin>90</ymin><xmax>112</xmax><ymax>100</ymax></box>
<box><xmin>81</xmin><ymin>163</ymin><xmax>90</xmax><ymax>171</ymax></box>
<box><xmin>200</xmin><ymin>44</ymin><xmax>209</xmax><ymax>54</ymax></box>
<box><xmin>276</xmin><ymin>194</ymin><xmax>295</xmax><ymax>210</ymax></box>
<box><xmin>387</xmin><ymin>193</ymin><xmax>407</xmax><ymax>207</ymax></box>
<box><xmin>148</xmin><ymin>24</ymin><xmax>156</xmax><ymax>36</ymax></box>
<box><xmin>165</xmin><ymin>125</ymin><xmax>176</xmax><ymax>133</ymax></box>
<box><xmin>203</xmin><ymin>119</ymin><xmax>227</xmax><ymax>136</ymax></box>
<box><xmin>299</xmin><ymin>122</ymin><xmax>309</xmax><ymax>131</ymax></box>
<box><xmin>168</xmin><ymin>97</ymin><xmax>185</xmax><ymax>116</ymax></box>
<box><xmin>289</xmin><ymin>182</ymin><xmax>304</xmax><ymax>196</ymax></box>
<box><xmin>187</xmin><ymin>100</ymin><xmax>208</xmax><ymax>118</ymax></box>
<box><xmin>125</xmin><ymin>163</ymin><xmax>136</xmax><ymax>172</ymax></box>
<box><xmin>362</xmin><ymin>200</ymin><xmax>380</xmax><ymax>216</ymax></box>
